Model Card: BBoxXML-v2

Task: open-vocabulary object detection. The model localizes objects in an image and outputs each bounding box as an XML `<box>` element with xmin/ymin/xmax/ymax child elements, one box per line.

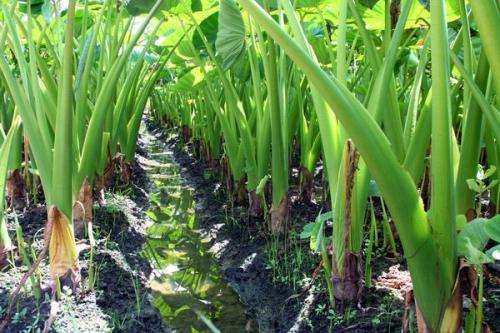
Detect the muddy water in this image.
<box><xmin>140</xmin><ymin>131</ymin><xmax>249</xmax><ymax>332</ymax></box>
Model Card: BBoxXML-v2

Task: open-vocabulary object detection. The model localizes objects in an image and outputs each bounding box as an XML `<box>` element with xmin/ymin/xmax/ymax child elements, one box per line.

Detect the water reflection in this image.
<box><xmin>141</xmin><ymin>142</ymin><xmax>248</xmax><ymax>332</ymax></box>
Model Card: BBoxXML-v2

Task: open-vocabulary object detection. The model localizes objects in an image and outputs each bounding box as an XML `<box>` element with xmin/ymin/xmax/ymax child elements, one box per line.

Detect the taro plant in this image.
<box><xmin>0</xmin><ymin>0</ymin><xmax>79</xmax><ymax>281</ymax></box>
<box><xmin>0</xmin><ymin>116</ymin><xmax>21</xmax><ymax>266</ymax></box>
<box><xmin>0</xmin><ymin>0</ymin><xmax>165</xmax><ymax>281</ymax></box>
<box><xmin>227</xmin><ymin>0</ymin><xmax>499</xmax><ymax>330</ymax></box>
<box><xmin>0</xmin><ymin>86</ymin><xmax>25</xmax><ymax>210</ymax></box>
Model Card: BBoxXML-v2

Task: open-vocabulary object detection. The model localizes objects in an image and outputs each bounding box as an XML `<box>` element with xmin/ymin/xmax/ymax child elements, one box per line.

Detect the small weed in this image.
<box><xmin>265</xmin><ymin>223</ymin><xmax>318</xmax><ymax>291</ymax></box>
<box><xmin>11</xmin><ymin>307</ymin><xmax>27</xmax><ymax>324</ymax></box>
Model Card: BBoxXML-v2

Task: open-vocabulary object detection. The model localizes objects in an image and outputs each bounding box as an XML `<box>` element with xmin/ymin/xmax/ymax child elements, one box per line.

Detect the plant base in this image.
<box><xmin>332</xmin><ymin>252</ymin><xmax>363</xmax><ymax>304</ymax></box>
<box><xmin>48</xmin><ymin>206</ymin><xmax>78</xmax><ymax>280</ymax></box>
<box><xmin>6</xmin><ymin>169</ymin><xmax>26</xmax><ymax>210</ymax></box>
<box><xmin>270</xmin><ymin>197</ymin><xmax>289</xmax><ymax>234</ymax></box>
<box><xmin>248</xmin><ymin>190</ymin><xmax>263</xmax><ymax>217</ymax></box>
<box><xmin>299</xmin><ymin>166</ymin><xmax>314</xmax><ymax>203</ymax></box>
<box><xmin>73</xmin><ymin>180</ymin><xmax>93</xmax><ymax>239</ymax></box>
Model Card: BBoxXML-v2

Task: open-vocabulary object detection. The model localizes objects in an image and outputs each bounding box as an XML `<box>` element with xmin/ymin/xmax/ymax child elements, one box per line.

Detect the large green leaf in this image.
<box><xmin>176</xmin><ymin>40</ymin><xmax>199</xmax><ymax>59</ymax></box>
<box><xmin>171</xmin><ymin>66</ymin><xmax>208</xmax><ymax>91</ymax></box>
<box><xmin>362</xmin><ymin>0</ymin><xmax>460</xmax><ymax>30</ymax></box>
<box><xmin>216</xmin><ymin>0</ymin><xmax>245</xmax><ymax>70</ymax></box>
<box><xmin>457</xmin><ymin>216</ymin><xmax>500</xmax><ymax>265</ymax></box>
<box><xmin>193</xmin><ymin>11</ymin><xmax>219</xmax><ymax>51</ymax></box>
<box><xmin>18</xmin><ymin>0</ymin><xmax>44</xmax><ymax>14</ymax></box>
<box><xmin>124</xmin><ymin>0</ymin><xmax>179</xmax><ymax>15</ymax></box>
<box><xmin>294</xmin><ymin>0</ymin><xmax>333</xmax><ymax>8</ymax></box>
<box><xmin>461</xmin><ymin>238</ymin><xmax>493</xmax><ymax>265</ymax></box>
<box><xmin>156</xmin><ymin>6</ymin><xmax>218</xmax><ymax>47</ymax></box>
<box><xmin>191</xmin><ymin>0</ymin><xmax>203</xmax><ymax>11</ymax></box>
<box><xmin>457</xmin><ymin>218</ymin><xmax>490</xmax><ymax>253</ymax></box>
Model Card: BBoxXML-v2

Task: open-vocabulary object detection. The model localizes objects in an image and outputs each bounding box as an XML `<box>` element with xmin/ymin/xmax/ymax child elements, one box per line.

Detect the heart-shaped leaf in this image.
<box><xmin>215</xmin><ymin>0</ymin><xmax>246</xmax><ymax>70</ymax></box>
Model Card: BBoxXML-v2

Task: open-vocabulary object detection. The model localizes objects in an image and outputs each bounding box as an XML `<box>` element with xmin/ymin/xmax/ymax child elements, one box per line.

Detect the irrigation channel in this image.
<box><xmin>140</xmin><ymin>124</ymin><xmax>250</xmax><ymax>331</ymax></box>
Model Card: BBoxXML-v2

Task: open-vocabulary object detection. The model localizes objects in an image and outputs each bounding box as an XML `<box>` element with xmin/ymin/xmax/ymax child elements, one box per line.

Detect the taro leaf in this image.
<box><xmin>124</xmin><ymin>0</ymin><xmax>157</xmax><ymax>15</ymax></box>
<box><xmin>484</xmin><ymin>215</ymin><xmax>500</xmax><ymax>242</ymax></box>
<box><xmin>457</xmin><ymin>218</ymin><xmax>489</xmax><ymax>253</ymax></box>
<box><xmin>230</xmin><ymin>51</ymin><xmax>251</xmax><ymax>80</ymax></box>
<box><xmin>18</xmin><ymin>0</ymin><xmax>45</xmax><ymax>14</ymax></box>
<box><xmin>272</xmin><ymin>0</ymin><xmax>337</xmax><ymax>10</ymax></box>
<box><xmin>313</xmin><ymin>216</ymin><xmax>324</xmax><ymax>252</ymax></box>
<box><xmin>124</xmin><ymin>0</ymin><xmax>178</xmax><ymax>16</ymax></box>
<box><xmin>484</xmin><ymin>166</ymin><xmax>497</xmax><ymax>179</ymax></box>
<box><xmin>171</xmin><ymin>66</ymin><xmax>206</xmax><ymax>91</ymax></box>
<box><xmin>356</xmin><ymin>0</ymin><xmax>379</xmax><ymax>8</ymax></box>
<box><xmin>130</xmin><ymin>49</ymin><xmax>158</xmax><ymax>64</ymax></box>
<box><xmin>156</xmin><ymin>7</ymin><xmax>218</xmax><ymax>47</ymax></box>
<box><xmin>177</xmin><ymin>40</ymin><xmax>199</xmax><ymax>59</ymax></box>
<box><xmin>466</xmin><ymin>178</ymin><xmax>482</xmax><ymax>193</ymax></box>
<box><xmin>192</xmin><ymin>12</ymin><xmax>219</xmax><ymax>52</ymax></box>
<box><xmin>191</xmin><ymin>0</ymin><xmax>202</xmax><ymax>11</ymax></box>
<box><xmin>294</xmin><ymin>0</ymin><xmax>328</xmax><ymax>7</ymax></box>
<box><xmin>299</xmin><ymin>219</ymin><xmax>321</xmax><ymax>251</ymax></box>
<box><xmin>215</xmin><ymin>0</ymin><xmax>246</xmax><ymax>70</ymax></box>
<box><xmin>486</xmin><ymin>180</ymin><xmax>499</xmax><ymax>191</ymax></box>
<box><xmin>308</xmin><ymin>35</ymin><xmax>330</xmax><ymax>65</ymax></box>
<box><xmin>460</xmin><ymin>238</ymin><xmax>493</xmax><ymax>265</ymax></box>
<box><xmin>300</xmin><ymin>222</ymin><xmax>315</xmax><ymax>239</ymax></box>
<box><xmin>313</xmin><ymin>211</ymin><xmax>333</xmax><ymax>252</ymax></box>
<box><xmin>362</xmin><ymin>0</ymin><xmax>460</xmax><ymax>30</ymax></box>
<box><xmin>457</xmin><ymin>216</ymin><xmax>500</xmax><ymax>265</ymax></box>
<box><xmin>300</xmin><ymin>210</ymin><xmax>332</xmax><ymax>252</ymax></box>
<box><xmin>173</xmin><ymin>305</ymin><xmax>191</xmax><ymax>316</ymax></box>
<box><xmin>317</xmin><ymin>210</ymin><xmax>334</xmax><ymax>223</ymax></box>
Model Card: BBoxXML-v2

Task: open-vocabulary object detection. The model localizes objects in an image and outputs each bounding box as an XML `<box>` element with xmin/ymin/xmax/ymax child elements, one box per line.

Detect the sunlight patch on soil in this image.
<box><xmin>375</xmin><ymin>265</ymin><xmax>412</xmax><ymax>300</ymax></box>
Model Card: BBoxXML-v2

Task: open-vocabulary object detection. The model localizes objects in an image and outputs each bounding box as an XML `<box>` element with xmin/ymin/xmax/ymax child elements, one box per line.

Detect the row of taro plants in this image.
<box><xmin>0</xmin><ymin>0</ymin><xmax>174</xmax><ymax>327</ymax></box>
<box><xmin>150</xmin><ymin>0</ymin><xmax>500</xmax><ymax>331</ymax></box>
